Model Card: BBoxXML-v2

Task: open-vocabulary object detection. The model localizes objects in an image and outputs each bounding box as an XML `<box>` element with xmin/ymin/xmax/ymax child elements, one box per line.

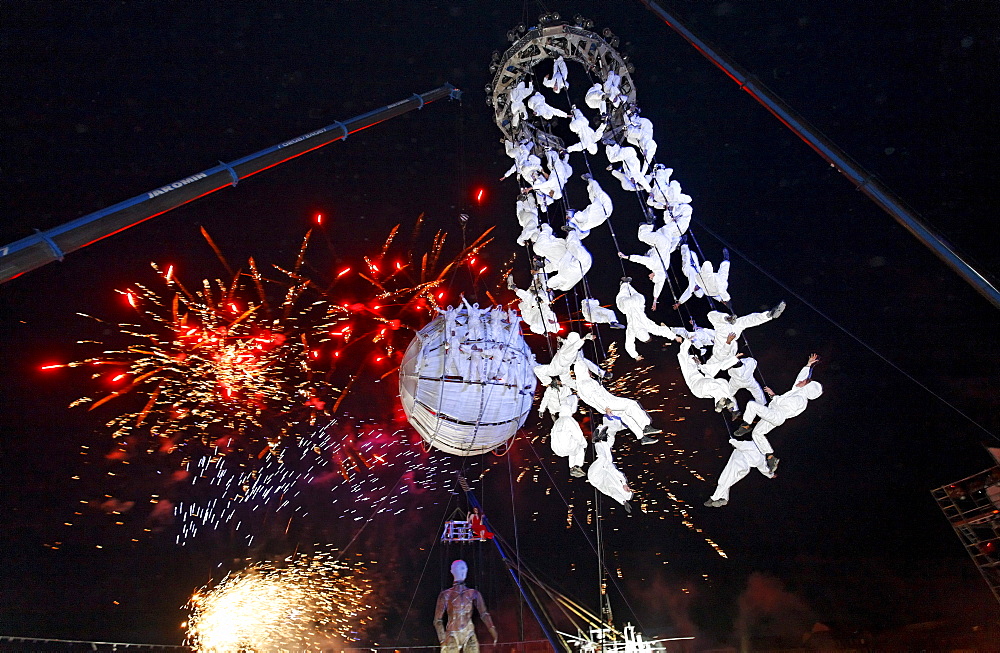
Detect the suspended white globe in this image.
<box><xmin>398</xmin><ymin>305</ymin><xmax>537</xmax><ymax>456</ymax></box>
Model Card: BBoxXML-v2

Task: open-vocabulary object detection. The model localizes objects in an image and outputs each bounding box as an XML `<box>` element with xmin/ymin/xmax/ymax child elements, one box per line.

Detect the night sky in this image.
<box><xmin>2</xmin><ymin>1</ymin><xmax>999</xmax><ymax>649</ymax></box>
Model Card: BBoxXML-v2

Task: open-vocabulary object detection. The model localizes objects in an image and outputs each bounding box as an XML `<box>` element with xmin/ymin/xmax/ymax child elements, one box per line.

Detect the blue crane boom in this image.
<box><xmin>0</xmin><ymin>84</ymin><xmax>461</xmax><ymax>284</ymax></box>
<box><xmin>639</xmin><ymin>0</ymin><xmax>1000</xmax><ymax>310</ymax></box>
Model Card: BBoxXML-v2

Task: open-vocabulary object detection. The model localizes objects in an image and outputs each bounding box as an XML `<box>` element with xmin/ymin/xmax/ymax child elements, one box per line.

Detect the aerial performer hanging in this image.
<box><xmin>703</xmin><ymin>437</ymin><xmax>775</xmax><ymax>508</ymax></box>
<box><xmin>434</xmin><ymin>560</ymin><xmax>498</xmax><ymax>653</ymax></box>
<box><xmin>615</xmin><ymin>278</ymin><xmax>675</xmax><ymax>360</ymax></box>
<box><xmin>548</xmin><ymin>387</ymin><xmax>587</xmax><ymax>478</ymax></box>
<box><xmin>733</xmin><ymin>353</ymin><xmax>823</xmax><ymax>475</ymax></box>
<box><xmin>674</xmin><ymin>335</ymin><xmax>739</xmax><ymax>415</ymax></box>
<box><xmin>588</xmin><ymin>415</ymin><xmax>634</xmax><ymax>512</ymax></box>
<box><xmin>571</xmin><ymin>358</ymin><xmax>661</xmax><ymax>444</ymax></box>
<box><xmin>673</xmin><ymin>243</ymin><xmax>732</xmax><ymax>307</ymax></box>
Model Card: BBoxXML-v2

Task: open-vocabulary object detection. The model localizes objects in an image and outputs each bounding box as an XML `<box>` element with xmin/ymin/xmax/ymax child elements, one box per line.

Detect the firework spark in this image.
<box><xmin>47</xmin><ymin>216</ymin><xmax>499</xmax><ymax>546</ymax></box>
<box><xmin>175</xmin><ymin>414</ymin><xmax>464</xmax><ymax>546</ymax></box>
<box><xmin>55</xmin><ymin>232</ymin><xmax>341</xmax><ymax>451</ymax></box>
<box><xmin>185</xmin><ymin>547</ymin><xmax>378</xmax><ymax>651</ymax></box>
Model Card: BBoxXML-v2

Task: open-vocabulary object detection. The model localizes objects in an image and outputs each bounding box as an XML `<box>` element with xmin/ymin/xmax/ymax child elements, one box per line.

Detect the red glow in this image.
<box><xmin>314</xmin><ymin>213</ymin><xmax>324</xmax><ymax>225</ymax></box>
<box><xmin>469</xmin><ymin>257</ymin><xmax>477</xmax><ymax>266</ymax></box>
<box><xmin>310</xmin><ymin>350</ymin><xmax>320</xmax><ymax>359</ymax></box>
<box><xmin>40</xmin><ymin>363</ymin><xmax>63</xmax><ymax>371</ymax></box>
<box><xmin>375</xmin><ymin>356</ymin><xmax>384</xmax><ymax>363</ymax></box>
<box><xmin>478</xmin><ymin>266</ymin><xmax>488</xmax><ymax>275</ymax></box>
<box><xmin>475</xmin><ymin>187</ymin><xmax>485</xmax><ymax>204</ymax></box>
<box><xmin>125</xmin><ymin>291</ymin><xmax>137</xmax><ymax>308</ymax></box>
<box><xmin>228</xmin><ymin>302</ymin><xmax>239</xmax><ymax>313</ymax></box>
<box><xmin>333</xmin><ymin>351</ymin><xmax>341</xmax><ymax>358</ymax></box>
<box><xmin>165</xmin><ymin>265</ymin><xmax>174</xmax><ymax>283</ymax></box>
<box><xmin>395</xmin><ymin>261</ymin><xmax>403</xmax><ymax>270</ymax></box>
<box><xmin>437</xmin><ymin>292</ymin><xmax>445</xmax><ymax>300</ymax></box>
<box><xmin>337</xmin><ymin>267</ymin><xmax>352</xmax><ymax>278</ymax></box>
<box><xmin>111</xmin><ymin>373</ymin><xmax>127</xmax><ymax>383</ymax></box>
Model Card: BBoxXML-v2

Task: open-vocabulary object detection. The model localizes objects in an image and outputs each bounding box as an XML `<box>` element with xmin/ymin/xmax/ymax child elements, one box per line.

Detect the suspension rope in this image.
<box><xmin>395</xmin><ymin>489</ymin><xmax>457</xmax><ymax>642</ymax></box>
<box><xmin>519</xmin><ymin>433</ymin><xmax>647</xmax><ymax>630</ymax></box>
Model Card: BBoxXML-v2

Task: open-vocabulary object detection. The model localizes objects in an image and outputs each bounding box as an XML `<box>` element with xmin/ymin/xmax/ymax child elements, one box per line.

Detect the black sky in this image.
<box><xmin>1</xmin><ymin>0</ymin><xmax>999</xmax><ymax>648</ymax></box>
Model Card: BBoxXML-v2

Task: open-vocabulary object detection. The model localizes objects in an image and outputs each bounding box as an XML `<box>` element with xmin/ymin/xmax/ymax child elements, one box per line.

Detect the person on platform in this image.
<box><xmin>468</xmin><ymin>507</ymin><xmax>494</xmax><ymax>540</ymax></box>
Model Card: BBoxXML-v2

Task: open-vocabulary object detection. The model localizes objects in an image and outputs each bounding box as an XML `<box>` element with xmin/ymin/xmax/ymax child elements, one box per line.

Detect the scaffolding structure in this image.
<box><xmin>931</xmin><ymin>464</ymin><xmax>1000</xmax><ymax>605</ymax></box>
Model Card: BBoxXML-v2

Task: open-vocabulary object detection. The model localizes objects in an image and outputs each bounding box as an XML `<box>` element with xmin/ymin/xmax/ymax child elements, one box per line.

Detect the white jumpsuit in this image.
<box><xmin>709</xmin><ymin>438</ymin><xmax>774</xmax><ymax>503</ymax></box>
<box><xmin>569</xmin><ymin>176</ymin><xmax>613</xmax><ymax>233</ymax></box>
<box><xmin>509</xmin><ymin>81</ymin><xmax>534</xmax><ymax>128</ymax></box>
<box><xmin>543</xmin><ymin>149</ymin><xmax>573</xmax><ymax>190</ymax></box>
<box><xmin>515</xmin><ymin>287</ymin><xmax>559</xmax><ymax>335</ymax></box>
<box><xmin>602</xmin><ymin>70</ymin><xmax>624</xmax><ymax>107</ymax></box>
<box><xmin>588</xmin><ymin>423</ymin><xmax>632</xmax><ymax>506</ymax></box>
<box><xmin>744</xmin><ymin>365</ymin><xmax>823</xmax><ymax>455</ymax></box>
<box><xmin>638</xmin><ymin>220</ymin><xmax>687</xmax><ymax>273</ymax></box>
<box><xmin>615</xmin><ymin>281</ymin><xmax>675</xmax><ymax>360</ymax></box>
<box><xmin>527</xmin><ymin>92</ymin><xmax>569</xmax><ymax>120</ymax></box>
<box><xmin>625</xmin><ymin>113</ymin><xmax>657</xmax><ymax>164</ymax></box>
<box><xmin>550</xmin><ymin>392</ymin><xmax>586</xmax><ymax>470</ymax></box>
<box><xmin>531</xmin><ymin>224</ymin><xmax>567</xmax><ymax>273</ymax></box>
<box><xmin>515</xmin><ymin>195</ymin><xmax>540</xmax><ymax>246</ymax></box>
<box><xmin>542</xmin><ymin>56</ymin><xmax>570</xmax><ymax>93</ymax></box>
<box><xmin>676</xmin><ymin>339</ymin><xmax>736</xmax><ymax>409</ymax></box>
<box><xmin>671</xmin><ymin>324</ymin><xmax>716</xmax><ymax>355</ymax></box>
<box><xmin>606</xmin><ymin>143</ymin><xmax>652</xmax><ymax>191</ymax></box>
<box><xmin>538</xmin><ymin>382</ymin><xmax>570</xmax><ymax>420</ymax></box>
<box><xmin>727</xmin><ymin>357</ymin><xmax>767</xmax><ymax>410</ymax></box>
<box><xmin>566</xmin><ymin>108</ymin><xmax>605</xmax><ymax>155</ymax></box>
<box><xmin>547</xmin><ymin>230</ymin><xmax>592</xmax><ymax>292</ymax></box>
<box><xmin>675</xmin><ymin>245</ymin><xmax>731</xmax><ymax>305</ymax></box>
<box><xmin>581</xmin><ymin>298</ymin><xmax>620</xmax><ymax>326</ymax></box>
<box><xmin>501</xmin><ymin>139</ymin><xmax>542</xmax><ymax>183</ymax></box>
<box><xmin>584</xmin><ymin>82</ymin><xmax>607</xmax><ymax>114</ymax></box>
<box><xmin>571</xmin><ymin>359</ymin><xmax>651</xmax><ymax>439</ymax></box>
<box><xmin>704</xmin><ymin>309</ymin><xmax>774</xmax><ymax>369</ymax></box>
<box><xmin>534</xmin><ymin>332</ymin><xmax>590</xmax><ymax>388</ymax></box>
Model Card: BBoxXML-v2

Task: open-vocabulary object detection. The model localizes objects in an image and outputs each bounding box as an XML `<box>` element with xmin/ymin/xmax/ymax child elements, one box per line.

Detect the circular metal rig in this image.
<box><xmin>488</xmin><ymin>20</ymin><xmax>637</xmax><ymax>144</ymax></box>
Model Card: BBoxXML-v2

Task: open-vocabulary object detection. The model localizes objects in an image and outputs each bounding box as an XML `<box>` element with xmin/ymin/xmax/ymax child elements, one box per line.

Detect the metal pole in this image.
<box><xmin>460</xmin><ymin>477</ymin><xmax>569</xmax><ymax>653</ymax></box>
<box><xmin>0</xmin><ymin>84</ymin><xmax>462</xmax><ymax>284</ymax></box>
<box><xmin>638</xmin><ymin>0</ymin><xmax>1000</xmax><ymax>310</ymax></box>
